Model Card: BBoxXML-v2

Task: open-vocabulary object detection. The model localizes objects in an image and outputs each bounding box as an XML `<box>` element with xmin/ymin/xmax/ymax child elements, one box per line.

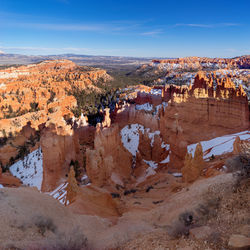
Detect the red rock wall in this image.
<box><xmin>86</xmin><ymin>124</ymin><xmax>132</xmax><ymax>187</ymax></box>
<box><xmin>40</xmin><ymin>124</ymin><xmax>78</xmax><ymax>192</ymax></box>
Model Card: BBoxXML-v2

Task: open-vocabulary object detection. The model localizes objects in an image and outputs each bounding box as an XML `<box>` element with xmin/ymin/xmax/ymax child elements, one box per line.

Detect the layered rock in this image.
<box><xmin>0</xmin><ymin>60</ymin><xmax>112</xmax><ymax>166</ymax></box>
<box><xmin>151</xmin><ymin>56</ymin><xmax>250</xmax><ymax>70</ymax></box>
<box><xmin>160</xmin><ymin>73</ymin><xmax>249</xmax><ymax>141</ymax></box>
<box><xmin>86</xmin><ymin>124</ymin><xmax>132</xmax><ymax>187</ymax></box>
<box><xmin>182</xmin><ymin>143</ymin><xmax>205</xmax><ymax>182</ymax></box>
<box><xmin>0</xmin><ymin>59</ymin><xmax>111</xmax><ymax>124</ymax></box>
<box><xmin>40</xmin><ymin>123</ymin><xmax>78</xmax><ymax>192</ymax></box>
<box><xmin>0</xmin><ymin>122</ymin><xmax>38</xmax><ymax>166</ymax></box>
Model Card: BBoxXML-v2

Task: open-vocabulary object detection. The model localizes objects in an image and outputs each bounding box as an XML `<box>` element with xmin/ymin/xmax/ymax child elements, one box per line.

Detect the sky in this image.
<box><xmin>0</xmin><ymin>0</ymin><xmax>249</xmax><ymax>58</ymax></box>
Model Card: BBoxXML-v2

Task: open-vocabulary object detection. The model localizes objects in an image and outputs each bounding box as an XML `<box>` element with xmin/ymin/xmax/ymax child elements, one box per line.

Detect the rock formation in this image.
<box><xmin>65</xmin><ymin>166</ymin><xmax>79</xmax><ymax>205</ymax></box>
<box><xmin>182</xmin><ymin>143</ymin><xmax>205</xmax><ymax>182</ymax></box>
<box><xmin>0</xmin><ymin>60</ymin><xmax>113</xmax><ymax>166</ymax></box>
<box><xmin>40</xmin><ymin>123</ymin><xmax>78</xmax><ymax>192</ymax></box>
<box><xmin>86</xmin><ymin>124</ymin><xmax>132</xmax><ymax>187</ymax></box>
<box><xmin>151</xmin><ymin>56</ymin><xmax>250</xmax><ymax>70</ymax></box>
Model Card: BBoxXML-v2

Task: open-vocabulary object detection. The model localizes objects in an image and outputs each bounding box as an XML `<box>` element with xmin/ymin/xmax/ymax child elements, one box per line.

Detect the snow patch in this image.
<box><xmin>187</xmin><ymin>131</ymin><xmax>250</xmax><ymax>160</ymax></box>
<box><xmin>154</xmin><ymin>102</ymin><xmax>168</xmax><ymax>115</ymax></box>
<box><xmin>161</xmin><ymin>142</ymin><xmax>170</xmax><ymax>150</ymax></box>
<box><xmin>135</xmin><ymin>103</ymin><xmax>153</xmax><ymax>111</ymax></box>
<box><xmin>160</xmin><ymin>155</ymin><xmax>170</xmax><ymax>164</ymax></box>
<box><xmin>143</xmin><ymin>160</ymin><xmax>158</xmax><ymax>169</ymax></box>
<box><xmin>121</xmin><ymin>124</ymin><xmax>164</xmax><ymax>155</ymax></box>
<box><xmin>147</xmin><ymin>130</ymin><xmax>160</xmax><ymax>146</ymax></box>
<box><xmin>49</xmin><ymin>182</ymin><xmax>68</xmax><ymax>205</ymax></box>
<box><xmin>120</xmin><ymin>124</ymin><xmax>144</xmax><ymax>156</ymax></box>
<box><xmin>172</xmin><ymin>173</ymin><xmax>182</xmax><ymax>177</ymax></box>
<box><xmin>9</xmin><ymin>147</ymin><xmax>43</xmax><ymax>190</ymax></box>
<box><xmin>0</xmin><ymin>184</ymin><xmax>4</xmax><ymax>188</ymax></box>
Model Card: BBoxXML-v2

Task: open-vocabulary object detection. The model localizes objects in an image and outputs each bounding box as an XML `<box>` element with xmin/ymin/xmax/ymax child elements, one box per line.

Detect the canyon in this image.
<box><xmin>0</xmin><ymin>56</ymin><xmax>249</xmax><ymax>249</ymax></box>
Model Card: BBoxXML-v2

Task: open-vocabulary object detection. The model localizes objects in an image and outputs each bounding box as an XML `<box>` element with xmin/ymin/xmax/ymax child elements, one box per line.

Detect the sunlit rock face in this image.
<box><xmin>151</xmin><ymin>56</ymin><xmax>250</xmax><ymax>70</ymax></box>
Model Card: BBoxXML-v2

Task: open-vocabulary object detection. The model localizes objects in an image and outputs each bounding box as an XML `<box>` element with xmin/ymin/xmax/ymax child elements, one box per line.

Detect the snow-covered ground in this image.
<box><xmin>143</xmin><ymin>160</ymin><xmax>158</xmax><ymax>169</ymax></box>
<box><xmin>172</xmin><ymin>173</ymin><xmax>182</xmax><ymax>177</ymax></box>
<box><xmin>120</xmin><ymin>124</ymin><xmax>144</xmax><ymax>156</ymax></box>
<box><xmin>160</xmin><ymin>155</ymin><xmax>170</xmax><ymax>164</ymax></box>
<box><xmin>120</xmin><ymin>124</ymin><xmax>167</xmax><ymax>156</ymax></box>
<box><xmin>135</xmin><ymin>101</ymin><xmax>168</xmax><ymax>115</ymax></box>
<box><xmin>0</xmin><ymin>184</ymin><xmax>4</xmax><ymax>188</ymax></box>
<box><xmin>49</xmin><ymin>182</ymin><xmax>68</xmax><ymax>205</ymax></box>
<box><xmin>121</xmin><ymin>124</ymin><xmax>171</xmax><ymax>184</ymax></box>
<box><xmin>9</xmin><ymin>147</ymin><xmax>43</xmax><ymax>190</ymax></box>
<box><xmin>154</xmin><ymin>102</ymin><xmax>168</xmax><ymax>115</ymax></box>
<box><xmin>135</xmin><ymin>103</ymin><xmax>153</xmax><ymax>112</ymax></box>
<box><xmin>187</xmin><ymin>130</ymin><xmax>250</xmax><ymax>160</ymax></box>
<box><xmin>49</xmin><ymin>178</ymin><xmax>91</xmax><ymax>205</ymax></box>
<box><xmin>150</xmin><ymin>89</ymin><xmax>162</xmax><ymax>95</ymax></box>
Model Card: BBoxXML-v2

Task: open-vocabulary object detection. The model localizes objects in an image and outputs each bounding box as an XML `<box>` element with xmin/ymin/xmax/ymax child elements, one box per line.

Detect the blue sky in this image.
<box><xmin>0</xmin><ymin>0</ymin><xmax>249</xmax><ymax>57</ymax></box>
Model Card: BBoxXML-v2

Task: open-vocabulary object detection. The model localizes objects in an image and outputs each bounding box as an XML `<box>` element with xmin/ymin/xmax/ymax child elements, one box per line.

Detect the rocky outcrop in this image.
<box><xmin>228</xmin><ymin>234</ymin><xmax>250</xmax><ymax>249</ymax></box>
<box><xmin>159</xmin><ymin>73</ymin><xmax>249</xmax><ymax>144</ymax></box>
<box><xmin>0</xmin><ymin>59</ymin><xmax>111</xmax><ymax>124</ymax></box>
<box><xmin>0</xmin><ymin>171</ymin><xmax>22</xmax><ymax>187</ymax></box>
<box><xmin>0</xmin><ymin>122</ymin><xmax>38</xmax><ymax>166</ymax></box>
<box><xmin>102</xmin><ymin>108</ymin><xmax>111</xmax><ymax>128</ymax></box>
<box><xmin>40</xmin><ymin>123</ymin><xmax>78</xmax><ymax>192</ymax></box>
<box><xmin>182</xmin><ymin>143</ymin><xmax>205</xmax><ymax>182</ymax></box>
<box><xmin>152</xmin><ymin>56</ymin><xmax>250</xmax><ymax>70</ymax></box>
<box><xmin>65</xmin><ymin>167</ymin><xmax>79</xmax><ymax>205</ymax></box>
<box><xmin>86</xmin><ymin>124</ymin><xmax>132</xmax><ymax>187</ymax></box>
<box><xmin>233</xmin><ymin>136</ymin><xmax>250</xmax><ymax>156</ymax></box>
<box><xmin>0</xmin><ymin>60</ymin><xmax>113</xmax><ymax>167</ymax></box>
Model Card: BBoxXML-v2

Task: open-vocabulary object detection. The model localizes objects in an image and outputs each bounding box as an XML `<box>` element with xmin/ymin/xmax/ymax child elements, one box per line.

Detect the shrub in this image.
<box><xmin>179</xmin><ymin>211</ymin><xmax>194</xmax><ymax>226</ymax></box>
<box><xmin>167</xmin><ymin>220</ymin><xmax>190</xmax><ymax>239</ymax></box>
<box><xmin>48</xmin><ymin>107</ymin><xmax>54</xmax><ymax>113</ymax></box>
<box><xmin>70</xmin><ymin>160</ymin><xmax>81</xmax><ymax>180</ymax></box>
<box><xmin>166</xmin><ymin>211</ymin><xmax>194</xmax><ymax>239</ymax></box>
<box><xmin>225</xmin><ymin>154</ymin><xmax>250</xmax><ymax>178</ymax></box>
<box><xmin>46</xmin><ymin>228</ymin><xmax>88</xmax><ymax>250</ymax></box>
<box><xmin>17</xmin><ymin>144</ymin><xmax>30</xmax><ymax>160</ymax></box>
<box><xmin>29</xmin><ymin>102</ymin><xmax>39</xmax><ymax>112</ymax></box>
<box><xmin>33</xmin><ymin>215</ymin><xmax>57</xmax><ymax>236</ymax></box>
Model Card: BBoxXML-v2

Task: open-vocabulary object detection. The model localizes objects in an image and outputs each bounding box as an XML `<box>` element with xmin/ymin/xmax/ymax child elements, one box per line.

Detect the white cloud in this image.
<box><xmin>140</xmin><ymin>30</ymin><xmax>163</xmax><ymax>36</ymax></box>
<box><xmin>12</xmin><ymin>22</ymin><xmax>105</xmax><ymax>31</ymax></box>
<box><xmin>174</xmin><ymin>23</ymin><xmax>240</xmax><ymax>28</ymax></box>
<box><xmin>3</xmin><ymin>20</ymin><xmax>144</xmax><ymax>34</ymax></box>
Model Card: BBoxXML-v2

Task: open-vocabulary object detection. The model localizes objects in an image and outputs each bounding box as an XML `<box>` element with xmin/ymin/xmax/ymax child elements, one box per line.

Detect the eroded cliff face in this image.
<box><xmin>86</xmin><ymin>124</ymin><xmax>133</xmax><ymax>187</ymax></box>
<box><xmin>1</xmin><ymin>67</ymin><xmax>249</xmax><ymax>218</ymax></box>
<box><xmin>160</xmin><ymin>72</ymin><xmax>249</xmax><ymax>143</ymax></box>
<box><xmin>0</xmin><ymin>60</ymin><xmax>112</xmax><ymax>167</ymax></box>
<box><xmin>112</xmin><ymin>72</ymin><xmax>249</xmax><ymax>171</ymax></box>
<box><xmin>0</xmin><ymin>59</ymin><xmax>111</xmax><ymax>128</ymax></box>
<box><xmin>151</xmin><ymin>56</ymin><xmax>250</xmax><ymax>70</ymax></box>
<box><xmin>29</xmin><ymin>70</ymin><xmax>249</xmax><ymax>193</ymax></box>
<box><xmin>40</xmin><ymin>122</ymin><xmax>78</xmax><ymax>192</ymax></box>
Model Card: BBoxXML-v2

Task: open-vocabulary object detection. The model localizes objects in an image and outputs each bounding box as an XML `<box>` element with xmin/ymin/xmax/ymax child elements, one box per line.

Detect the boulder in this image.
<box><xmin>228</xmin><ymin>234</ymin><xmax>250</xmax><ymax>249</ymax></box>
<box><xmin>189</xmin><ymin>226</ymin><xmax>213</xmax><ymax>240</ymax></box>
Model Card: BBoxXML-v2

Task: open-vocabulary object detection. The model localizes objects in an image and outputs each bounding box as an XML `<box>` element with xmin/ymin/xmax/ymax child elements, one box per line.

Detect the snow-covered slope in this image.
<box><xmin>49</xmin><ymin>182</ymin><xmax>68</xmax><ymax>205</ymax></box>
<box><xmin>9</xmin><ymin>147</ymin><xmax>43</xmax><ymax>190</ymax></box>
<box><xmin>120</xmin><ymin>124</ymin><xmax>144</xmax><ymax>156</ymax></box>
<box><xmin>121</xmin><ymin>124</ymin><xmax>172</xmax><ymax>183</ymax></box>
<box><xmin>135</xmin><ymin>103</ymin><xmax>153</xmax><ymax>111</ymax></box>
<box><xmin>188</xmin><ymin>131</ymin><xmax>250</xmax><ymax>160</ymax></box>
<box><xmin>120</xmin><ymin>124</ymin><xmax>167</xmax><ymax>156</ymax></box>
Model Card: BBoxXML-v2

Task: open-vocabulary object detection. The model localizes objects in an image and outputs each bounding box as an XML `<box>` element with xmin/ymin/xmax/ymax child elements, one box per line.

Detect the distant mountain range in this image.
<box><xmin>0</xmin><ymin>53</ymin><xmax>156</xmax><ymax>67</ymax></box>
